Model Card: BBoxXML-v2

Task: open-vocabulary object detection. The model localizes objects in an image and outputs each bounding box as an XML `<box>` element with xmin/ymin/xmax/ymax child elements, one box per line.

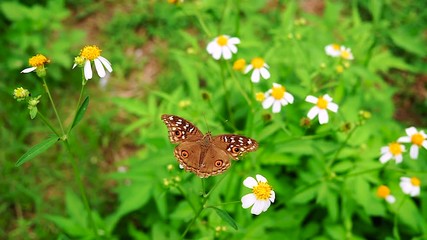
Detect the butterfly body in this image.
<box><xmin>161</xmin><ymin>114</ymin><xmax>258</xmax><ymax>178</ymax></box>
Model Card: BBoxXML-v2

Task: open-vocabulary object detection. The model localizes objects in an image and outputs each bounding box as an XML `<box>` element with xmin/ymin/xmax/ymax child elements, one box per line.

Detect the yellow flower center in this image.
<box><xmin>376</xmin><ymin>185</ymin><xmax>391</xmax><ymax>198</ymax></box>
<box><xmin>216</xmin><ymin>35</ymin><xmax>228</xmax><ymax>46</ymax></box>
<box><xmin>389</xmin><ymin>142</ymin><xmax>403</xmax><ymax>155</ymax></box>
<box><xmin>233</xmin><ymin>58</ymin><xmax>246</xmax><ymax>71</ymax></box>
<box><xmin>29</xmin><ymin>54</ymin><xmax>50</xmax><ymax>67</ymax></box>
<box><xmin>411</xmin><ymin>177</ymin><xmax>421</xmax><ymax>186</ymax></box>
<box><xmin>255</xmin><ymin>92</ymin><xmax>265</xmax><ymax>102</ymax></box>
<box><xmin>316</xmin><ymin>97</ymin><xmax>328</xmax><ymax>109</ymax></box>
<box><xmin>80</xmin><ymin>45</ymin><xmax>102</xmax><ymax>61</ymax></box>
<box><xmin>251</xmin><ymin>57</ymin><xmax>265</xmax><ymax>69</ymax></box>
<box><xmin>271</xmin><ymin>85</ymin><xmax>285</xmax><ymax>100</ymax></box>
<box><xmin>332</xmin><ymin>44</ymin><xmax>340</xmax><ymax>51</ymax></box>
<box><xmin>411</xmin><ymin>133</ymin><xmax>425</xmax><ymax>146</ymax></box>
<box><xmin>252</xmin><ymin>182</ymin><xmax>272</xmax><ymax>200</ymax></box>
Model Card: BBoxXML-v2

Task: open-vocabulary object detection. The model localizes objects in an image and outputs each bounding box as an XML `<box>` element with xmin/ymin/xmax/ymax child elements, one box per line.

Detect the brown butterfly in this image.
<box><xmin>161</xmin><ymin>114</ymin><xmax>258</xmax><ymax>178</ymax></box>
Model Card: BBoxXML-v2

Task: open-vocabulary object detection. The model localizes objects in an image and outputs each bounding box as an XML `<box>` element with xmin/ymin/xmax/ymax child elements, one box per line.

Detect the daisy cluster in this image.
<box><xmin>206</xmin><ymin>35</ymin><xmax>346</xmax><ymax>125</ymax></box>
<box><xmin>377</xmin><ymin>127</ymin><xmax>425</xmax><ymax>203</ymax></box>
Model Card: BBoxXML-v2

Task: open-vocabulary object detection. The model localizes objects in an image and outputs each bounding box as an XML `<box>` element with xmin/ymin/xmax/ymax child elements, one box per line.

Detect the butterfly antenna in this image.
<box><xmin>202</xmin><ymin>113</ymin><xmax>211</xmax><ymax>133</ymax></box>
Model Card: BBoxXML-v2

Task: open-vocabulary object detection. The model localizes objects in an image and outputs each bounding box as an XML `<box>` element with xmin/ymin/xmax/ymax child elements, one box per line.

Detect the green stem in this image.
<box><xmin>37</xmin><ymin>112</ymin><xmax>60</xmax><ymax>137</ymax></box>
<box><xmin>181</xmin><ymin>175</ymin><xmax>228</xmax><ymax>239</ymax></box>
<box><xmin>226</xmin><ymin>61</ymin><xmax>252</xmax><ymax>107</ymax></box>
<box><xmin>220</xmin><ymin>61</ymin><xmax>233</xmax><ymax>121</ymax></box>
<box><xmin>393</xmin><ymin>196</ymin><xmax>406</xmax><ymax>240</ymax></box>
<box><xmin>67</xmin><ymin>75</ymin><xmax>86</xmax><ymax>136</ymax></box>
<box><xmin>42</xmin><ymin>77</ymin><xmax>65</xmax><ymax>138</ymax></box>
<box><xmin>181</xmin><ymin>196</ymin><xmax>208</xmax><ymax>240</ymax></box>
<box><xmin>64</xmin><ymin>140</ymin><xmax>97</xmax><ymax>237</ymax></box>
<box><xmin>326</xmin><ymin>125</ymin><xmax>359</xmax><ymax>171</ymax></box>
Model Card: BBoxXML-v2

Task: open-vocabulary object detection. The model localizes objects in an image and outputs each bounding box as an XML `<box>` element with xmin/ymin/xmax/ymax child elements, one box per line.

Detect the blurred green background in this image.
<box><xmin>1</xmin><ymin>0</ymin><xmax>427</xmax><ymax>239</ymax></box>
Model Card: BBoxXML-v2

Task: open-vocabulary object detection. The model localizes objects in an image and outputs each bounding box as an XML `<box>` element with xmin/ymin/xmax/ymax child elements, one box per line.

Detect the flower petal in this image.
<box><xmin>307</xmin><ymin>107</ymin><xmax>319</xmax><ymax>120</ymax></box>
<box><xmin>228</xmin><ymin>44</ymin><xmax>238</xmax><ymax>54</ymax></box>
<box><xmin>262</xmin><ymin>97</ymin><xmax>275</xmax><ymax>110</ymax></box>
<box><xmin>259</xmin><ymin>67</ymin><xmax>270</xmax><ymax>80</ymax></box>
<box><xmin>323</xmin><ymin>94</ymin><xmax>333</xmax><ymax>102</ymax></box>
<box><xmin>94</xmin><ymin>58</ymin><xmax>106</xmax><ymax>78</ymax></box>
<box><xmin>251</xmin><ymin>200</ymin><xmax>265</xmax><ymax>215</ymax></box>
<box><xmin>381</xmin><ymin>146</ymin><xmax>390</xmax><ymax>154</ymax></box>
<box><xmin>98</xmin><ymin>56</ymin><xmax>113</xmax><ymax>72</ymax></box>
<box><xmin>262</xmin><ymin>199</ymin><xmax>271</xmax><ymax>212</ymax></box>
<box><xmin>244</xmin><ymin>65</ymin><xmax>253</xmax><ymax>74</ymax></box>
<box><xmin>251</xmin><ymin>69</ymin><xmax>261</xmax><ymax>83</ymax></box>
<box><xmin>284</xmin><ymin>92</ymin><xmax>294</xmax><ymax>104</ymax></box>
<box><xmin>228</xmin><ymin>37</ymin><xmax>240</xmax><ymax>45</ymax></box>
<box><xmin>406</xmin><ymin>127</ymin><xmax>418</xmax><ymax>136</ymax></box>
<box><xmin>243</xmin><ymin>177</ymin><xmax>258</xmax><ymax>188</ymax></box>
<box><xmin>206</xmin><ymin>41</ymin><xmax>216</xmax><ymax>54</ymax></box>
<box><xmin>256</xmin><ymin>174</ymin><xmax>267</xmax><ymax>183</ymax></box>
<box><xmin>222</xmin><ymin>47</ymin><xmax>232</xmax><ymax>60</ymax></box>
<box><xmin>397</xmin><ymin>136</ymin><xmax>411</xmax><ymax>143</ymax></box>
<box><xmin>84</xmin><ymin>60</ymin><xmax>93</xmax><ymax>80</ymax></box>
<box><xmin>380</xmin><ymin>152</ymin><xmax>392</xmax><ymax>163</ymax></box>
<box><xmin>410</xmin><ymin>145</ymin><xmax>419</xmax><ymax>159</ymax></box>
<box><xmin>269</xmin><ymin>190</ymin><xmax>275</xmax><ymax>203</ymax></box>
<box><xmin>410</xmin><ymin>187</ymin><xmax>420</xmax><ymax>197</ymax></box>
<box><xmin>327</xmin><ymin>102</ymin><xmax>339</xmax><ymax>112</ymax></box>
<box><xmin>21</xmin><ymin>67</ymin><xmax>37</xmax><ymax>73</ymax></box>
<box><xmin>272</xmin><ymin>101</ymin><xmax>282</xmax><ymax>113</ymax></box>
<box><xmin>241</xmin><ymin>193</ymin><xmax>256</xmax><ymax>209</ymax></box>
<box><xmin>386</xmin><ymin>195</ymin><xmax>396</xmax><ymax>204</ymax></box>
<box><xmin>395</xmin><ymin>154</ymin><xmax>403</xmax><ymax>164</ymax></box>
<box><xmin>305</xmin><ymin>95</ymin><xmax>318</xmax><ymax>104</ymax></box>
<box><xmin>318</xmin><ymin>109</ymin><xmax>329</xmax><ymax>124</ymax></box>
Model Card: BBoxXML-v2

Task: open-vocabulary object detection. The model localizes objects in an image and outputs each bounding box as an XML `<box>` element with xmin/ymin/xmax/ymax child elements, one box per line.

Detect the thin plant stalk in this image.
<box><xmin>42</xmin><ymin>77</ymin><xmax>65</xmax><ymax>138</ymax></box>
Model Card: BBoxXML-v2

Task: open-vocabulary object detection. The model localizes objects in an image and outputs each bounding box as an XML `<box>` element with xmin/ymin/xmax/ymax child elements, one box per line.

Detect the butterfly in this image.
<box><xmin>161</xmin><ymin>114</ymin><xmax>258</xmax><ymax>178</ymax></box>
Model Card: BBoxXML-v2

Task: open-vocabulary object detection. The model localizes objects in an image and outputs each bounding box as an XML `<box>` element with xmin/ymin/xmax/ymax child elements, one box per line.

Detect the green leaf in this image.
<box><xmin>71</xmin><ymin>96</ymin><xmax>89</xmax><ymax>130</ymax></box>
<box><xmin>209</xmin><ymin>206</ymin><xmax>238</xmax><ymax>230</ymax></box>
<box><xmin>44</xmin><ymin>214</ymin><xmax>90</xmax><ymax>237</ymax></box>
<box><xmin>15</xmin><ymin>135</ymin><xmax>59</xmax><ymax>167</ymax></box>
<box><xmin>65</xmin><ymin>190</ymin><xmax>87</xmax><ymax>227</ymax></box>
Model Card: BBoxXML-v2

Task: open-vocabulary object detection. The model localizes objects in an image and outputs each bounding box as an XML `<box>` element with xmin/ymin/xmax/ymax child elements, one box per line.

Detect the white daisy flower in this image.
<box><xmin>324</xmin><ymin>44</ymin><xmax>341</xmax><ymax>57</ymax></box>
<box><xmin>376</xmin><ymin>185</ymin><xmax>395</xmax><ymax>204</ymax></box>
<box><xmin>397</xmin><ymin>127</ymin><xmax>427</xmax><ymax>160</ymax></box>
<box><xmin>380</xmin><ymin>142</ymin><xmax>405</xmax><ymax>164</ymax></box>
<box><xmin>73</xmin><ymin>45</ymin><xmax>113</xmax><ymax>80</ymax></box>
<box><xmin>241</xmin><ymin>174</ymin><xmax>275</xmax><ymax>215</ymax></box>
<box><xmin>21</xmin><ymin>54</ymin><xmax>50</xmax><ymax>75</ymax></box>
<box><xmin>305</xmin><ymin>94</ymin><xmax>339</xmax><ymax>124</ymax></box>
<box><xmin>262</xmin><ymin>83</ymin><xmax>294</xmax><ymax>113</ymax></box>
<box><xmin>340</xmin><ymin>46</ymin><xmax>354</xmax><ymax>60</ymax></box>
<box><xmin>400</xmin><ymin>177</ymin><xmax>421</xmax><ymax>197</ymax></box>
<box><xmin>244</xmin><ymin>57</ymin><xmax>270</xmax><ymax>83</ymax></box>
<box><xmin>206</xmin><ymin>35</ymin><xmax>240</xmax><ymax>60</ymax></box>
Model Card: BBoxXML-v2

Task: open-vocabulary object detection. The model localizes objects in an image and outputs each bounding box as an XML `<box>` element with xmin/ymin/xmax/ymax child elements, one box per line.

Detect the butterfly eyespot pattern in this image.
<box><xmin>181</xmin><ymin>150</ymin><xmax>189</xmax><ymax>158</ymax></box>
<box><xmin>161</xmin><ymin>114</ymin><xmax>258</xmax><ymax>178</ymax></box>
<box><xmin>215</xmin><ymin>160</ymin><xmax>223</xmax><ymax>167</ymax></box>
<box><xmin>232</xmin><ymin>147</ymin><xmax>240</xmax><ymax>153</ymax></box>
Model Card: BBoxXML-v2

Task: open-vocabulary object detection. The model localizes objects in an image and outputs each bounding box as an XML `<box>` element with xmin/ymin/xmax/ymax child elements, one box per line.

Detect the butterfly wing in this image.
<box><xmin>197</xmin><ymin>144</ymin><xmax>232</xmax><ymax>177</ymax></box>
<box><xmin>161</xmin><ymin>114</ymin><xmax>203</xmax><ymax>143</ymax></box>
<box><xmin>174</xmin><ymin>141</ymin><xmax>202</xmax><ymax>173</ymax></box>
<box><xmin>212</xmin><ymin>134</ymin><xmax>258</xmax><ymax>160</ymax></box>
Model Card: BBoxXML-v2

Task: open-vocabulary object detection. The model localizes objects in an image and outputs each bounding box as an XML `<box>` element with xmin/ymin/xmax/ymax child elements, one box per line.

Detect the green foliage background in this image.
<box><xmin>1</xmin><ymin>0</ymin><xmax>427</xmax><ymax>239</ymax></box>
